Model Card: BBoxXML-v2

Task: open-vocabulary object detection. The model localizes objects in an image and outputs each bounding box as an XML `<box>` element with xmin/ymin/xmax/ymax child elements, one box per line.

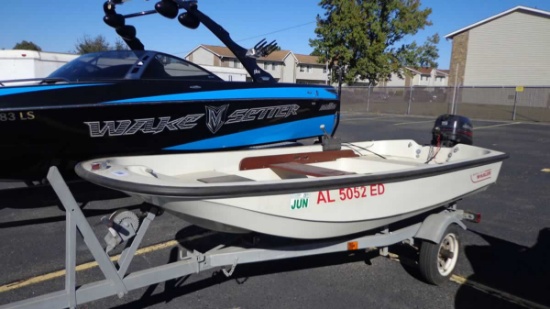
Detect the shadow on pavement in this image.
<box><xmin>455</xmin><ymin>228</ymin><xmax>550</xmax><ymax>309</ymax></box>
<box><xmin>0</xmin><ymin>180</ymin><xmax>127</xmax><ymax>210</ymax></box>
<box><xmin>111</xmin><ymin>225</ymin><xmax>379</xmax><ymax>309</ymax></box>
<box><xmin>0</xmin><ymin>181</ymin><xmax>131</xmax><ymax>228</ymax></box>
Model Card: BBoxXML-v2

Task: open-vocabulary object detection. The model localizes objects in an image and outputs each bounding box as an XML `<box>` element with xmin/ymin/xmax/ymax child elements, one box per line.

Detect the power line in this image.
<box><xmin>235</xmin><ymin>21</ymin><xmax>316</xmax><ymax>42</ymax></box>
<box><xmin>168</xmin><ymin>20</ymin><xmax>317</xmax><ymax>56</ymax></box>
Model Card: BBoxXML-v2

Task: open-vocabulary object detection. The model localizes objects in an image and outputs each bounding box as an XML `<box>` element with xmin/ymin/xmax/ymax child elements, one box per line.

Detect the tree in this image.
<box><xmin>74</xmin><ymin>35</ymin><xmax>128</xmax><ymax>54</ymax></box>
<box><xmin>74</xmin><ymin>35</ymin><xmax>111</xmax><ymax>54</ymax></box>
<box><xmin>310</xmin><ymin>0</ymin><xmax>436</xmax><ymax>85</ymax></box>
<box><xmin>397</xmin><ymin>33</ymin><xmax>439</xmax><ymax>69</ymax></box>
<box><xmin>310</xmin><ymin>49</ymin><xmax>323</xmax><ymax>57</ymax></box>
<box><xmin>113</xmin><ymin>38</ymin><xmax>129</xmax><ymax>51</ymax></box>
<box><xmin>13</xmin><ymin>40</ymin><xmax>42</xmax><ymax>51</ymax></box>
<box><xmin>416</xmin><ymin>33</ymin><xmax>439</xmax><ymax>68</ymax></box>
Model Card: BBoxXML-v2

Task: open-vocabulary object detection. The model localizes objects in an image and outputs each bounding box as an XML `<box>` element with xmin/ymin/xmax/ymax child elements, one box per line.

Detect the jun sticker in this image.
<box><xmin>290</xmin><ymin>193</ymin><xmax>309</xmax><ymax>210</ymax></box>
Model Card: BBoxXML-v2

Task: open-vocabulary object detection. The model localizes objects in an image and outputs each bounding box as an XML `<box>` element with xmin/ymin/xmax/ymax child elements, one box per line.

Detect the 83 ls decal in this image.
<box><xmin>0</xmin><ymin>111</ymin><xmax>34</xmax><ymax>121</ymax></box>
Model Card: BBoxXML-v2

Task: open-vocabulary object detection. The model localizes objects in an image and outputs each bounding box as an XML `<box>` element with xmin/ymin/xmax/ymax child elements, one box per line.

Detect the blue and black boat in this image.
<box><xmin>0</xmin><ymin>0</ymin><xmax>340</xmax><ymax>181</ymax></box>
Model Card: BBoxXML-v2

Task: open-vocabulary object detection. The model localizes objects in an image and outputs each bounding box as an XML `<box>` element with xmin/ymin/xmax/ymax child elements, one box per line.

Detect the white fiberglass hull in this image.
<box><xmin>149</xmin><ymin>162</ymin><xmax>500</xmax><ymax>238</ymax></box>
<box><xmin>76</xmin><ymin>140</ymin><xmax>507</xmax><ymax>239</ymax></box>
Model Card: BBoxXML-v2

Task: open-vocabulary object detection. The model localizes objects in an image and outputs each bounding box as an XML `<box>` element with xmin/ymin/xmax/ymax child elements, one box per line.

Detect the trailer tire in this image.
<box><xmin>418</xmin><ymin>224</ymin><xmax>460</xmax><ymax>285</ymax></box>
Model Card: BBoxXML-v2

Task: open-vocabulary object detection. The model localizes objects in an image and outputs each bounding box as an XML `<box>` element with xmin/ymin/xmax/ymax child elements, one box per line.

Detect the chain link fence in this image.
<box><xmin>340</xmin><ymin>86</ymin><xmax>550</xmax><ymax>123</ymax></box>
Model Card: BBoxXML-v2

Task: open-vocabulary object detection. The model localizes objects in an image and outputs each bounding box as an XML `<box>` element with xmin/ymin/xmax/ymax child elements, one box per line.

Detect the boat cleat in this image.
<box><xmin>102</xmin><ymin>209</ymin><xmax>140</xmax><ymax>253</ymax></box>
<box><xmin>91</xmin><ymin>160</ymin><xmax>111</xmax><ymax>171</ymax></box>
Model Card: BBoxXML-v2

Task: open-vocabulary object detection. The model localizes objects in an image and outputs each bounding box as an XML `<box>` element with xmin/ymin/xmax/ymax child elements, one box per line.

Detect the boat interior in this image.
<box><xmin>111</xmin><ymin>141</ymin><xmax>482</xmax><ymax>185</ymax></box>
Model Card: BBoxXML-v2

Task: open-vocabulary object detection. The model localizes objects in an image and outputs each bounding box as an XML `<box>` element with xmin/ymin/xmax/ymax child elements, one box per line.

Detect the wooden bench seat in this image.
<box><xmin>239</xmin><ymin>149</ymin><xmax>359</xmax><ymax>171</ymax></box>
<box><xmin>269</xmin><ymin>162</ymin><xmax>356</xmax><ymax>177</ymax></box>
<box><xmin>197</xmin><ymin>174</ymin><xmax>254</xmax><ymax>183</ymax></box>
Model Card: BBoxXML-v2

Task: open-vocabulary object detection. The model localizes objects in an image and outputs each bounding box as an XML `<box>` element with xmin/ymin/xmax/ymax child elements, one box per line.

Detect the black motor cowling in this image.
<box><xmin>431</xmin><ymin>114</ymin><xmax>473</xmax><ymax>147</ymax></box>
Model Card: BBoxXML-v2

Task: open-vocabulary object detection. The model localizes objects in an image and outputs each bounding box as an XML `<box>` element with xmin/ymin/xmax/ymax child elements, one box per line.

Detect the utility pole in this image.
<box><xmin>335</xmin><ymin>65</ymin><xmax>346</xmax><ymax>99</ymax></box>
<box><xmin>325</xmin><ymin>61</ymin><xmax>329</xmax><ymax>85</ymax></box>
<box><xmin>451</xmin><ymin>63</ymin><xmax>460</xmax><ymax>114</ymax></box>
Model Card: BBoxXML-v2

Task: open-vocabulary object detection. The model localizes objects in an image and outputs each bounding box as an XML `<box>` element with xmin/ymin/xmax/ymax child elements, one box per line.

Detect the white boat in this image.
<box><xmin>75</xmin><ymin>138</ymin><xmax>508</xmax><ymax>239</ymax></box>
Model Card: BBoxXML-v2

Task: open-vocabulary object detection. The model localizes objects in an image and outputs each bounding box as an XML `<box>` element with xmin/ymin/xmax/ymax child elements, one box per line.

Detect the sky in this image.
<box><xmin>1</xmin><ymin>0</ymin><xmax>550</xmax><ymax>69</ymax></box>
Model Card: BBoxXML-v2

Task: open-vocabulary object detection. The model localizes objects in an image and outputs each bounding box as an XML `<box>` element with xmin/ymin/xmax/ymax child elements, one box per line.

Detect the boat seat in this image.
<box><xmin>197</xmin><ymin>174</ymin><xmax>254</xmax><ymax>183</ymax></box>
<box><xmin>269</xmin><ymin>162</ymin><xmax>356</xmax><ymax>177</ymax></box>
<box><xmin>239</xmin><ymin>149</ymin><xmax>359</xmax><ymax>170</ymax></box>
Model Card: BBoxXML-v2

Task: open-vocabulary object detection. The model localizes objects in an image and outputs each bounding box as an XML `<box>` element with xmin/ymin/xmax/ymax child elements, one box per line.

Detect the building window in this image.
<box><xmin>307</xmin><ymin>66</ymin><xmax>311</xmax><ymax>73</ymax></box>
<box><xmin>233</xmin><ymin>59</ymin><xmax>239</xmax><ymax>68</ymax></box>
<box><xmin>323</xmin><ymin>66</ymin><xmax>327</xmax><ymax>73</ymax></box>
<box><xmin>300</xmin><ymin>65</ymin><xmax>304</xmax><ymax>72</ymax></box>
<box><xmin>264</xmin><ymin>62</ymin><xmax>268</xmax><ymax>70</ymax></box>
<box><xmin>272</xmin><ymin>63</ymin><xmax>276</xmax><ymax>70</ymax></box>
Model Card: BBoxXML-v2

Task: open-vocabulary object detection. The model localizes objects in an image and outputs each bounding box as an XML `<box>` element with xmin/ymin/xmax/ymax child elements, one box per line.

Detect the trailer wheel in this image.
<box><xmin>418</xmin><ymin>224</ymin><xmax>460</xmax><ymax>285</ymax></box>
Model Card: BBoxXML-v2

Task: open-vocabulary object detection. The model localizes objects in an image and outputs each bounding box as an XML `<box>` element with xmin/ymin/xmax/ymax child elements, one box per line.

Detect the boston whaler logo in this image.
<box><xmin>470</xmin><ymin>169</ymin><xmax>492</xmax><ymax>183</ymax></box>
<box><xmin>85</xmin><ymin>104</ymin><xmax>300</xmax><ymax>137</ymax></box>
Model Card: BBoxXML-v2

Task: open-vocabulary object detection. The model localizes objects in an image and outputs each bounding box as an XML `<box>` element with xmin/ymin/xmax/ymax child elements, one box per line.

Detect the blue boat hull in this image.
<box><xmin>0</xmin><ymin>80</ymin><xmax>340</xmax><ymax>180</ymax></box>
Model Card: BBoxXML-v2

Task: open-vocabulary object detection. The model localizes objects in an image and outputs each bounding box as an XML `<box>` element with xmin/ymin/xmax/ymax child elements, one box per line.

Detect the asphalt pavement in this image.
<box><xmin>0</xmin><ymin>112</ymin><xmax>548</xmax><ymax>309</ymax></box>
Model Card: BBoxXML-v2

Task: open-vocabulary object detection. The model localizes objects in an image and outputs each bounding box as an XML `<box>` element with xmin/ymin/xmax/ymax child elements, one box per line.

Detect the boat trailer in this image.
<box><xmin>0</xmin><ymin>167</ymin><xmax>478</xmax><ymax>309</ymax></box>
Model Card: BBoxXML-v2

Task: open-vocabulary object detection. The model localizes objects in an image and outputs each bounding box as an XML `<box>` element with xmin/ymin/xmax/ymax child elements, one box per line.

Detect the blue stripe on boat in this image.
<box><xmin>163</xmin><ymin>115</ymin><xmax>337</xmax><ymax>150</ymax></box>
<box><xmin>0</xmin><ymin>83</ymin><xmax>109</xmax><ymax>96</ymax></box>
<box><xmin>105</xmin><ymin>87</ymin><xmax>338</xmax><ymax>104</ymax></box>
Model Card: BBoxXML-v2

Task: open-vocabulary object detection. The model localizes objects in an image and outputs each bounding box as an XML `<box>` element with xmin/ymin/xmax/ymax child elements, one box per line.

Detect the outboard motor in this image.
<box><xmin>431</xmin><ymin>114</ymin><xmax>473</xmax><ymax>147</ymax></box>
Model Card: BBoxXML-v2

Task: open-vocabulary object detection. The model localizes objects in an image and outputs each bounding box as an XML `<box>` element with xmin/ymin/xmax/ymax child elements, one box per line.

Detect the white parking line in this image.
<box><xmin>473</xmin><ymin>122</ymin><xmax>522</xmax><ymax>130</ymax></box>
<box><xmin>393</xmin><ymin>120</ymin><xmax>434</xmax><ymax>126</ymax></box>
<box><xmin>341</xmin><ymin>117</ymin><xmax>405</xmax><ymax>123</ymax></box>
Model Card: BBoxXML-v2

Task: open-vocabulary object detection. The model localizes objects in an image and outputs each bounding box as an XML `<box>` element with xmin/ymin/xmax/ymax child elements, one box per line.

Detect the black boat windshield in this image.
<box><xmin>48</xmin><ymin>50</ymin><xmax>221</xmax><ymax>82</ymax></box>
<box><xmin>48</xmin><ymin>51</ymin><xmax>142</xmax><ymax>81</ymax></box>
<box><xmin>141</xmin><ymin>54</ymin><xmax>220</xmax><ymax>81</ymax></box>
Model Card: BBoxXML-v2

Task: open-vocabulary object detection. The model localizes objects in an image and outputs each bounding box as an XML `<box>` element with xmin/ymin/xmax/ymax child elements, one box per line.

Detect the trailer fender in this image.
<box><xmin>415</xmin><ymin>212</ymin><xmax>466</xmax><ymax>244</ymax></box>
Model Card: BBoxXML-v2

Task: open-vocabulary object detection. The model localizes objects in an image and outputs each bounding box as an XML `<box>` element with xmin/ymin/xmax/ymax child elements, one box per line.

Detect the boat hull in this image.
<box><xmin>0</xmin><ymin>80</ymin><xmax>339</xmax><ymax>180</ymax></box>
<box><xmin>77</xmin><ymin>140</ymin><xmax>507</xmax><ymax>239</ymax></box>
<box><xmin>140</xmin><ymin>163</ymin><xmax>500</xmax><ymax>238</ymax></box>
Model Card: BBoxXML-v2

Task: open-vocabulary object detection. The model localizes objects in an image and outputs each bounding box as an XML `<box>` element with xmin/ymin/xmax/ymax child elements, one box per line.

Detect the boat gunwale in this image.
<box><xmin>74</xmin><ymin>152</ymin><xmax>509</xmax><ymax>200</ymax></box>
<box><xmin>0</xmin><ymin>82</ymin><xmax>338</xmax><ymax>111</ymax></box>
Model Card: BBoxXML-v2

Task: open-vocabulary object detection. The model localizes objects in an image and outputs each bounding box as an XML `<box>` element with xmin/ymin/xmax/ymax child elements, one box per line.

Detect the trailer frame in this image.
<box><xmin>1</xmin><ymin>166</ymin><xmax>470</xmax><ymax>309</ymax></box>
